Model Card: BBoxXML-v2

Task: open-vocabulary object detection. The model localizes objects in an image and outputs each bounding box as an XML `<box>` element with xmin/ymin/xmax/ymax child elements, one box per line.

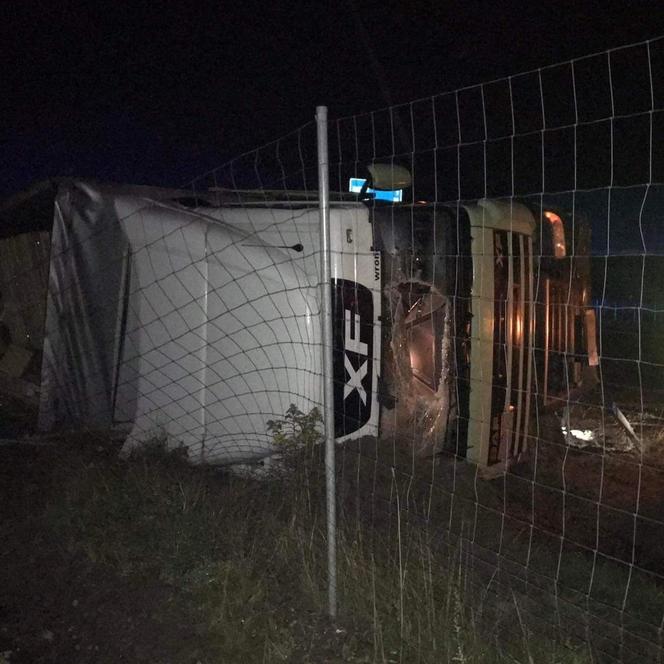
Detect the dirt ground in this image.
<box><xmin>2</xmin><ymin>386</ymin><xmax>664</xmax><ymax>663</ymax></box>
<box><xmin>341</xmin><ymin>396</ymin><xmax>664</xmax><ymax>573</ymax></box>
<box><xmin>336</xmin><ymin>393</ymin><xmax>664</xmax><ymax>663</ymax></box>
<box><xmin>0</xmin><ymin>444</ymin><xmax>211</xmax><ymax>664</ymax></box>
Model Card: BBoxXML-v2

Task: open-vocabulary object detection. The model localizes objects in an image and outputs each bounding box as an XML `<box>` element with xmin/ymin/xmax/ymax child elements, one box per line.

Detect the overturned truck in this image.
<box><xmin>375</xmin><ymin>199</ymin><xmax>598</xmax><ymax>470</ymax></box>
<box><xmin>0</xmin><ymin>179</ymin><xmax>597</xmax><ymax>470</ymax></box>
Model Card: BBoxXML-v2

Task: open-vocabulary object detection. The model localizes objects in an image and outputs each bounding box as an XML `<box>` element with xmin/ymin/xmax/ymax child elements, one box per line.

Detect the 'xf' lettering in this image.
<box><xmin>344</xmin><ymin>310</ymin><xmax>367</xmax><ymax>355</ymax></box>
<box><xmin>344</xmin><ymin>355</ymin><xmax>367</xmax><ymax>404</ymax></box>
<box><xmin>343</xmin><ymin>309</ymin><xmax>368</xmax><ymax>404</ymax></box>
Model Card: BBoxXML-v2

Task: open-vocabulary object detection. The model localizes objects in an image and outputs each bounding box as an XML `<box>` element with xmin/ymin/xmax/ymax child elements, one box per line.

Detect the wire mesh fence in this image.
<box><xmin>1</xmin><ymin>35</ymin><xmax>664</xmax><ymax>663</ymax></box>
<box><xmin>324</xmin><ymin>36</ymin><xmax>664</xmax><ymax>663</ymax></box>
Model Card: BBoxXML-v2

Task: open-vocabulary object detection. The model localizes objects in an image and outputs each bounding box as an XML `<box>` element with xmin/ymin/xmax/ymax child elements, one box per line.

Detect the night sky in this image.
<box><xmin>3</xmin><ymin>1</ymin><xmax>664</xmax><ymax>198</ymax></box>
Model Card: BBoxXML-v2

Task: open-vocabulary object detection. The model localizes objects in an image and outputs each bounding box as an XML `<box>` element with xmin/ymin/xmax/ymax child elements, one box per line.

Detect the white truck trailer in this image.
<box><xmin>0</xmin><ymin>178</ymin><xmax>596</xmax><ymax>470</ymax></box>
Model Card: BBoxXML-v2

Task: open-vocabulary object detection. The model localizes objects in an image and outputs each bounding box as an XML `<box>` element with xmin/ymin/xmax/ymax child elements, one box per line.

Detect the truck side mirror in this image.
<box><xmin>367</xmin><ymin>164</ymin><xmax>412</xmax><ymax>191</ymax></box>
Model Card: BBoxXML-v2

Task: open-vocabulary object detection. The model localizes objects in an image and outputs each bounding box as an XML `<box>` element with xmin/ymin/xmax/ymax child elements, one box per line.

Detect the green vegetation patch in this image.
<box><xmin>34</xmin><ymin>415</ymin><xmax>595</xmax><ymax>663</ymax></box>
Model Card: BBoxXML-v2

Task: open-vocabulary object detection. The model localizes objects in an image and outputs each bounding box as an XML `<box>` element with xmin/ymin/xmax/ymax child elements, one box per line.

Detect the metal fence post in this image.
<box><xmin>316</xmin><ymin>105</ymin><xmax>337</xmax><ymax>619</ymax></box>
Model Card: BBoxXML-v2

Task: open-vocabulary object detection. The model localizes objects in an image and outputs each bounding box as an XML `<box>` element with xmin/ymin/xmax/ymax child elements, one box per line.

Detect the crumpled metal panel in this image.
<box><xmin>38</xmin><ymin>181</ymin><xmax>129</xmax><ymax>430</ymax></box>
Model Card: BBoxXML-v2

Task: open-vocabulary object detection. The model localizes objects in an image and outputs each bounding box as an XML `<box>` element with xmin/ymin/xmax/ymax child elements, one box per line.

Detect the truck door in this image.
<box><xmin>330</xmin><ymin>205</ymin><xmax>382</xmax><ymax>441</ymax></box>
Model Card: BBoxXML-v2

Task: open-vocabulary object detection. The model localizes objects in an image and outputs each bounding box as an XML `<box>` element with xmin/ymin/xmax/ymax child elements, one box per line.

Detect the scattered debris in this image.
<box><xmin>560</xmin><ymin>399</ymin><xmax>664</xmax><ymax>458</ymax></box>
<box><xmin>561</xmin><ymin>424</ymin><xmax>595</xmax><ymax>443</ymax></box>
<box><xmin>612</xmin><ymin>401</ymin><xmax>640</xmax><ymax>442</ymax></box>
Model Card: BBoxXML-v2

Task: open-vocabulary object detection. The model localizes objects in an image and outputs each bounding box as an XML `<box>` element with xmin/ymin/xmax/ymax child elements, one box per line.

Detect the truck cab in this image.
<box><xmin>370</xmin><ymin>197</ymin><xmax>597</xmax><ymax>472</ymax></box>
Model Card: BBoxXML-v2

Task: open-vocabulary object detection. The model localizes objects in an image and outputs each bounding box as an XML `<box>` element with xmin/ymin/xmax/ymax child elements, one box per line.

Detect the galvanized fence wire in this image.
<box><xmin>1</xmin><ymin>34</ymin><xmax>664</xmax><ymax>664</ymax></box>
<box><xmin>327</xmin><ymin>35</ymin><xmax>664</xmax><ymax>662</ymax></box>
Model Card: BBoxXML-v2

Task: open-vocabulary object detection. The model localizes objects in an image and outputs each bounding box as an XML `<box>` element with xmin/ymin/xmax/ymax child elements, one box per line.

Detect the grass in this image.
<box><xmin>33</xmin><ymin>427</ymin><xmax>598</xmax><ymax>664</ymax></box>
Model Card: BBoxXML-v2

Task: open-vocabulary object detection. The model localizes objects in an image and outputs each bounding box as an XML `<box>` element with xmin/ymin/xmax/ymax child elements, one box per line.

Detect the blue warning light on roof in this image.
<box><xmin>348</xmin><ymin>178</ymin><xmax>403</xmax><ymax>203</ymax></box>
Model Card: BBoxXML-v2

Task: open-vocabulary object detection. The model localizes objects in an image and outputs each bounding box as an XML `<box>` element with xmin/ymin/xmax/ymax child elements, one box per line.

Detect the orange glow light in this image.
<box><xmin>544</xmin><ymin>211</ymin><xmax>566</xmax><ymax>258</ymax></box>
<box><xmin>514</xmin><ymin>313</ymin><xmax>523</xmax><ymax>344</ymax></box>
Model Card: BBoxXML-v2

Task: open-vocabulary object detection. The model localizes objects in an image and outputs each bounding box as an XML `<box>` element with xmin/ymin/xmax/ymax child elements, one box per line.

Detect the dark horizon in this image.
<box><xmin>4</xmin><ymin>1</ymin><xmax>664</xmax><ymax>198</ymax></box>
